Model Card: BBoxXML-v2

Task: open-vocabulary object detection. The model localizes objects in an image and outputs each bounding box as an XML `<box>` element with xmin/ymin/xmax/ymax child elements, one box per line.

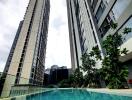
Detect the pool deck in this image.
<box><xmin>86</xmin><ymin>88</ymin><xmax>132</xmax><ymax>97</ymax></box>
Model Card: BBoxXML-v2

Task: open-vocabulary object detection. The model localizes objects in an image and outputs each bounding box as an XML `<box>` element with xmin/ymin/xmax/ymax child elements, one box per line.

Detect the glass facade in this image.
<box><xmin>120</xmin><ymin>17</ymin><xmax>132</xmax><ymax>43</ymax></box>
<box><xmin>91</xmin><ymin>0</ymin><xmax>98</xmax><ymax>11</ymax></box>
<box><xmin>30</xmin><ymin>0</ymin><xmax>50</xmax><ymax>85</ymax></box>
<box><xmin>75</xmin><ymin>1</ymin><xmax>85</xmax><ymax>53</ymax></box>
<box><xmin>110</xmin><ymin>0</ymin><xmax>131</xmax><ymax>21</ymax></box>
<box><xmin>104</xmin><ymin>0</ymin><xmax>110</xmax><ymax>4</ymax></box>
<box><xmin>99</xmin><ymin>15</ymin><xmax>113</xmax><ymax>38</ymax></box>
<box><xmin>99</xmin><ymin>0</ymin><xmax>131</xmax><ymax>38</ymax></box>
<box><xmin>95</xmin><ymin>1</ymin><xmax>106</xmax><ymax>22</ymax></box>
<box><xmin>67</xmin><ymin>0</ymin><xmax>132</xmax><ymax>89</ymax></box>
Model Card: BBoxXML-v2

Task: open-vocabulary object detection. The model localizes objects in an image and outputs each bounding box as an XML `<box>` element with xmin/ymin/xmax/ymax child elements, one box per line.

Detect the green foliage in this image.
<box><xmin>73</xmin><ymin>68</ymin><xmax>84</xmax><ymax>87</ymax></box>
<box><xmin>83</xmin><ymin>68</ymin><xmax>100</xmax><ymax>88</ymax></box>
<box><xmin>58</xmin><ymin>70</ymin><xmax>84</xmax><ymax>88</ymax></box>
<box><xmin>110</xmin><ymin>23</ymin><xmax>118</xmax><ymax>29</ymax></box>
<box><xmin>90</xmin><ymin>46</ymin><xmax>102</xmax><ymax>60</ymax></box>
<box><xmin>58</xmin><ymin>26</ymin><xmax>131</xmax><ymax>89</ymax></box>
<box><xmin>81</xmin><ymin>53</ymin><xmax>95</xmax><ymax>72</ymax></box>
<box><xmin>58</xmin><ymin>79</ymin><xmax>70</xmax><ymax>88</ymax></box>
<box><xmin>81</xmin><ymin>53</ymin><xmax>95</xmax><ymax>70</ymax></box>
<box><xmin>102</xmin><ymin>31</ymin><xmax>130</xmax><ymax>86</ymax></box>
<box><xmin>106</xmin><ymin>66</ymin><xmax>128</xmax><ymax>89</ymax></box>
<box><xmin>123</xmin><ymin>27</ymin><xmax>132</xmax><ymax>34</ymax></box>
<box><xmin>81</xmin><ymin>50</ymin><xmax>101</xmax><ymax>88</ymax></box>
<box><xmin>92</xmin><ymin>25</ymin><xmax>131</xmax><ymax>89</ymax></box>
<box><xmin>121</xmin><ymin>48</ymin><xmax>129</xmax><ymax>55</ymax></box>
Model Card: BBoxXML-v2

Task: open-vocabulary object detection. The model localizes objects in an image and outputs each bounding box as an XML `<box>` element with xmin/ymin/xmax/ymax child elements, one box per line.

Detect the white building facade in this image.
<box><xmin>1</xmin><ymin>0</ymin><xmax>50</xmax><ymax>97</ymax></box>
<box><xmin>67</xmin><ymin>0</ymin><xmax>132</xmax><ymax>86</ymax></box>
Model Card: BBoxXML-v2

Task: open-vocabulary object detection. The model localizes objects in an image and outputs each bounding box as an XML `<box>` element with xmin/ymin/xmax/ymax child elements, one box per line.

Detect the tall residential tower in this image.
<box><xmin>66</xmin><ymin>0</ymin><xmax>103</xmax><ymax>70</ymax></box>
<box><xmin>67</xmin><ymin>0</ymin><xmax>132</xmax><ymax>86</ymax></box>
<box><xmin>1</xmin><ymin>0</ymin><xmax>50</xmax><ymax>97</ymax></box>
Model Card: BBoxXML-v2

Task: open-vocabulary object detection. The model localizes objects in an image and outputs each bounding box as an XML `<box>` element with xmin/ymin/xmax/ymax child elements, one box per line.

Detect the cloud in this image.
<box><xmin>51</xmin><ymin>17</ymin><xmax>65</xmax><ymax>30</ymax></box>
<box><xmin>45</xmin><ymin>0</ymin><xmax>71</xmax><ymax>68</ymax></box>
<box><xmin>0</xmin><ymin>0</ymin><xmax>29</xmax><ymax>72</ymax></box>
<box><xmin>0</xmin><ymin>0</ymin><xmax>71</xmax><ymax>72</ymax></box>
<box><xmin>0</xmin><ymin>0</ymin><xmax>8</xmax><ymax>4</ymax></box>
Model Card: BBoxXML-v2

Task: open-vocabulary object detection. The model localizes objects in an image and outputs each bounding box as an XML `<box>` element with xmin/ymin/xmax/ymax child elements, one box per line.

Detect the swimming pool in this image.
<box><xmin>13</xmin><ymin>89</ymin><xmax>132</xmax><ymax>100</ymax></box>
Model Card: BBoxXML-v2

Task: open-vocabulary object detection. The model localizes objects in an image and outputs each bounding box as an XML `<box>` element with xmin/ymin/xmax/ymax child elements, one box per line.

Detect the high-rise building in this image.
<box><xmin>0</xmin><ymin>21</ymin><xmax>23</xmax><ymax>96</ymax></box>
<box><xmin>44</xmin><ymin>65</ymin><xmax>69</xmax><ymax>85</ymax></box>
<box><xmin>66</xmin><ymin>0</ymin><xmax>132</xmax><ymax>85</ymax></box>
<box><xmin>1</xmin><ymin>0</ymin><xmax>50</xmax><ymax>97</ymax></box>
<box><xmin>66</xmin><ymin>0</ymin><xmax>103</xmax><ymax>70</ymax></box>
<box><xmin>49</xmin><ymin>65</ymin><xmax>68</xmax><ymax>84</ymax></box>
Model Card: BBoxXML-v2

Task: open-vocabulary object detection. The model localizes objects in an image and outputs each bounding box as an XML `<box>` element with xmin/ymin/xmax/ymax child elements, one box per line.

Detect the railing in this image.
<box><xmin>0</xmin><ymin>73</ymin><xmax>51</xmax><ymax>98</ymax></box>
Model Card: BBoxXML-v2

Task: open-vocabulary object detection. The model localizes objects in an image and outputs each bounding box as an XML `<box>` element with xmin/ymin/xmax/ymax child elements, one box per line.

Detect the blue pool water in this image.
<box><xmin>24</xmin><ymin>89</ymin><xmax>132</xmax><ymax>100</ymax></box>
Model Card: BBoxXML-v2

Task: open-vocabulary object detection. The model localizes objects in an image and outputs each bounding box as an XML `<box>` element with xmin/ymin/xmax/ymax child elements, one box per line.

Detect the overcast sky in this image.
<box><xmin>0</xmin><ymin>0</ymin><xmax>71</xmax><ymax>72</ymax></box>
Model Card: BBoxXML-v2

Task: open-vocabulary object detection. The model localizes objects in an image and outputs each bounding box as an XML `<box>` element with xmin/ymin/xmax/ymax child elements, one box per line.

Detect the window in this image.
<box><xmin>21</xmin><ymin>53</ymin><xmax>25</xmax><ymax>57</ymax></box>
<box><xmin>119</xmin><ymin>17</ymin><xmax>132</xmax><ymax>43</ymax></box>
<box><xmin>82</xmin><ymin>38</ymin><xmax>86</xmax><ymax>45</ymax></box>
<box><xmin>31</xmin><ymin>73</ymin><xmax>34</xmax><ymax>78</ymax></box>
<box><xmin>99</xmin><ymin>0</ymin><xmax>131</xmax><ymax>38</ymax></box>
<box><xmin>81</xmin><ymin>28</ymin><xmax>84</xmax><ymax>36</ymax></box>
<box><xmin>110</xmin><ymin>0</ymin><xmax>131</xmax><ymax>21</ymax></box>
<box><xmin>103</xmin><ymin>0</ymin><xmax>110</xmax><ymax>4</ymax></box>
<box><xmin>95</xmin><ymin>1</ymin><xmax>106</xmax><ymax>22</ymax></box>
<box><xmin>16</xmin><ymin>73</ymin><xmax>20</xmax><ymax>77</ymax></box>
<box><xmin>15</xmin><ymin>78</ymin><xmax>19</xmax><ymax>84</ymax></box>
<box><xmin>84</xmin><ymin>44</ymin><xmax>88</xmax><ymax>53</ymax></box>
<box><xmin>99</xmin><ymin>12</ymin><xmax>114</xmax><ymax>38</ymax></box>
<box><xmin>22</xmin><ymin>49</ymin><xmax>25</xmax><ymax>54</ymax></box>
<box><xmin>93</xmin><ymin>31</ymin><xmax>97</xmax><ymax>43</ymax></box>
<box><xmin>19</xmin><ymin>62</ymin><xmax>23</xmax><ymax>67</ymax></box>
<box><xmin>18</xmin><ymin>68</ymin><xmax>22</xmax><ymax>72</ymax></box>
<box><xmin>20</xmin><ymin>58</ymin><xmax>23</xmax><ymax>63</ymax></box>
<box><xmin>92</xmin><ymin>0</ymin><xmax>98</xmax><ymax>11</ymax></box>
<box><xmin>23</xmin><ymin>45</ymin><xmax>27</xmax><ymax>50</ymax></box>
<box><xmin>90</xmin><ymin>0</ymin><xmax>94</xmax><ymax>5</ymax></box>
<box><xmin>32</xmin><ymin>68</ymin><xmax>35</xmax><ymax>72</ymax></box>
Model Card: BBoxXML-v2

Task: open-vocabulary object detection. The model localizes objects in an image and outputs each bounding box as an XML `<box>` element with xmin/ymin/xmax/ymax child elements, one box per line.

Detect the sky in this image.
<box><xmin>0</xmin><ymin>0</ymin><xmax>71</xmax><ymax>72</ymax></box>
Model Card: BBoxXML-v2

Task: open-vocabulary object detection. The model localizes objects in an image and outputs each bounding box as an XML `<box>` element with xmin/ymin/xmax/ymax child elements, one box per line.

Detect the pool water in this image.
<box><xmin>25</xmin><ymin>89</ymin><xmax>132</xmax><ymax>100</ymax></box>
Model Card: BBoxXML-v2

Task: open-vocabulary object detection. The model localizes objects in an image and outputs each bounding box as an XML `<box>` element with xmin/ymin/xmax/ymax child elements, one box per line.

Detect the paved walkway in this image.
<box><xmin>87</xmin><ymin>88</ymin><xmax>132</xmax><ymax>97</ymax></box>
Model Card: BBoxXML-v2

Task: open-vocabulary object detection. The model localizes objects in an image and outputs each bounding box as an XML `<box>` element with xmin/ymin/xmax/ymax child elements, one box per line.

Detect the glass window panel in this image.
<box><xmin>103</xmin><ymin>0</ymin><xmax>110</xmax><ymax>4</ymax></box>
<box><xmin>111</xmin><ymin>0</ymin><xmax>131</xmax><ymax>21</ymax></box>
<box><xmin>120</xmin><ymin>17</ymin><xmax>132</xmax><ymax>42</ymax></box>
<box><xmin>95</xmin><ymin>1</ymin><xmax>106</xmax><ymax>22</ymax></box>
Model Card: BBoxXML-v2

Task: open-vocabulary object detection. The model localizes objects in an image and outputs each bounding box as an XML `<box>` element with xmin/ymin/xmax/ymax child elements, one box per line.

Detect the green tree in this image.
<box><xmin>58</xmin><ymin>79</ymin><xmax>70</xmax><ymax>88</ymax></box>
<box><xmin>58</xmin><ymin>68</ymin><xmax>84</xmax><ymax>88</ymax></box>
<box><xmin>92</xmin><ymin>24</ymin><xmax>131</xmax><ymax>89</ymax></box>
<box><xmin>81</xmin><ymin>52</ymin><xmax>96</xmax><ymax>72</ymax></box>
<box><xmin>58</xmin><ymin>74</ymin><xmax>75</xmax><ymax>88</ymax></box>
<box><xmin>81</xmin><ymin>52</ymin><xmax>100</xmax><ymax>87</ymax></box>
<box><xmin>73</xmin><ymin>68</ymin><xmax>84</xmax><ymax>87</ymax></box>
